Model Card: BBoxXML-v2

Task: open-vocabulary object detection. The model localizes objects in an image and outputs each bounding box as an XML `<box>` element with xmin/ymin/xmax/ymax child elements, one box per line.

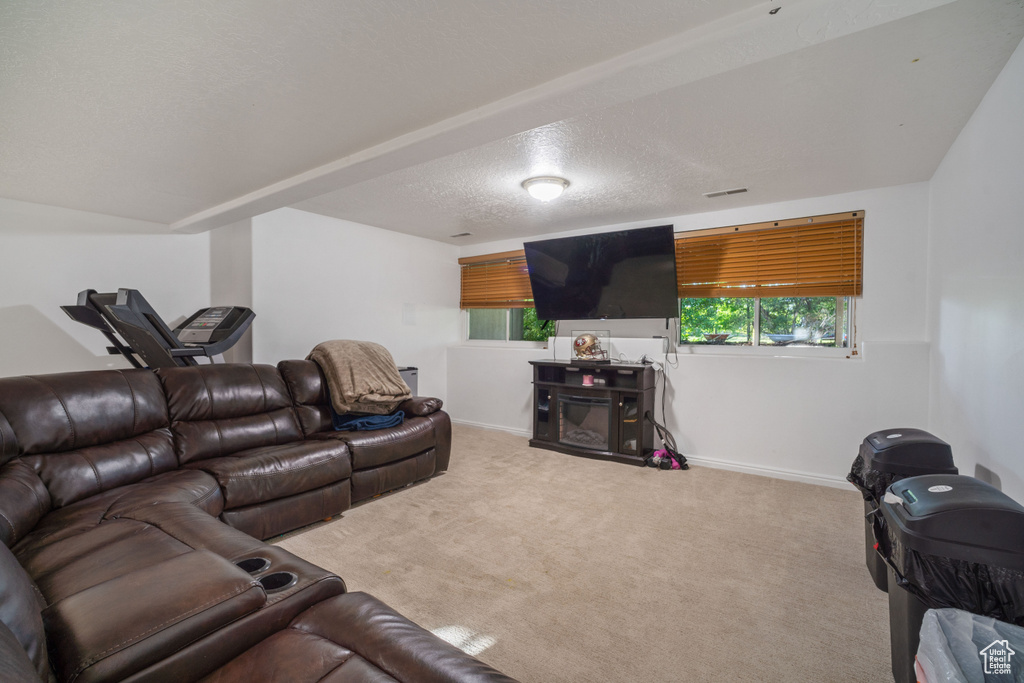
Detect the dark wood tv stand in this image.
<box><xmin>529</xmin><ymin>359</ymin><xmax>656</xmax><ymax>466</ymax></box>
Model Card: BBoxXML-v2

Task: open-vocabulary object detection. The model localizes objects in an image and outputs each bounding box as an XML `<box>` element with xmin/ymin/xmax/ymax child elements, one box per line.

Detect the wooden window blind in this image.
<box><xmin>458</xmin><ymin>249</ymin><xmax>533</xmax><ymax>309</ymax></box>
<box><xmin>674</xmin><ymin>211</ymin><xmax>863</xmax><ymax>298</ymax></box>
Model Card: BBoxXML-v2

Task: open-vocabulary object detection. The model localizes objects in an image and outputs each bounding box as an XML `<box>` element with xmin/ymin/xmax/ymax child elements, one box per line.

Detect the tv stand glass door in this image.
<box><xmin>558</xmin><ymin>394</ymin><xmax>612</xmax><ymax>451</ymax></box>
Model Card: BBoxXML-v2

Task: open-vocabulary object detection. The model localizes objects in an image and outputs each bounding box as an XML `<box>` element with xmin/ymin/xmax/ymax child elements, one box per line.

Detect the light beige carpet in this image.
<box><xmin>276</xmin><ymin>424</ymin><xmax>892</xmax><ymax>682</ymax></box>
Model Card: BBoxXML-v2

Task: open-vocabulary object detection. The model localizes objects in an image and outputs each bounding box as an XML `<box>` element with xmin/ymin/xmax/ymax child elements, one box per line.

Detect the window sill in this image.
<box><xmin>461</xmin><ymin>340</ymin><xmax>548</xmax><ymax>349</ymax></box>
<box><xmin>675</xmin><ymin>343</ymin><xmax>860</xmax><ymax>359</ymax></box>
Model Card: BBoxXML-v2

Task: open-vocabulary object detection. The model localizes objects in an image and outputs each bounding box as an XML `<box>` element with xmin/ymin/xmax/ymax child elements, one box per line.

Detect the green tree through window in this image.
<box><xmin>680</xmin><ymin>297</ymin><xmax>848</xmax><ymax>347</ymax></box>
<box><xmin>759</xmin><ymin>297</ymin><xmax>837</xmax><ymax>345</ymax></box>
<box><xmin>516</xmin><ymin>308</ymin><xmax>551</xmax><ymax>342</ymax></box>
<box><xmin>679</xmin><ymin>298</ymin><xmax>754</xmax><ymax>344</ymax></box>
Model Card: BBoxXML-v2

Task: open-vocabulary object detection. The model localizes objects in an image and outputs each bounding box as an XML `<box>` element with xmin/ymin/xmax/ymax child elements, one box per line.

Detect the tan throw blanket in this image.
<box><xmin>308</xmin><ymin>340</ymin><xmax>411</xmax><ymax>415</ymax></box>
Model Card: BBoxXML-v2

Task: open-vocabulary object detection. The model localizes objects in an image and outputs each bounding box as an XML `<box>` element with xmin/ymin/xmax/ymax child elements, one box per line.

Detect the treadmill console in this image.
<box><xmin>175</xmin><ymin>307</ymin><xmax>253</xmax><ymax>345</ymax></box>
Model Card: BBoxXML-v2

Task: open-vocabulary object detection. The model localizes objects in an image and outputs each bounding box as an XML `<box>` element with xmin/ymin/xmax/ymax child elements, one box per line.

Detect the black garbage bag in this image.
<box><xmin>887</xmin><ymin>524</ymin><xmax>1024</xmax><ymax>627</ymax></box>
<box><xmin>848</xmin><ymin>453</ymin><xmax>903</xmax><ymax>503</ymax></box>
<box><xmin>850</xmin><ymin>430</ymin><xmax>957</xmax><ymax>503</ymax></box>
<box><xmin>850</xmin><ymin>453</ymin><xmax>902</xmax><ymax>570</ymax></box>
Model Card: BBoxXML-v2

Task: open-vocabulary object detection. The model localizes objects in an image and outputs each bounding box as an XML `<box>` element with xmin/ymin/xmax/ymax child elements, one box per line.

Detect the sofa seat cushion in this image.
<box><xmin>43</xmin><ymin>550</ymin><xmax>266</xmax><ymax>683</ymax></box>
<box><xmin>308</xmin><ymin>417</ymin><xmax>435</xmax><ymax>472</ymax></box>
<box><xmin>199</xmin><ymin>592</ymin><xmax>518</xmax><ymax>683</ymax></box>
<box><xmin>105</xmin><ymin>467</ymin><xmax>224</xmax><ymax>517</ymax></box>
<box><xmin>18</xmin><ymin>518</ymin><xmax>193</xmax><ymax>604</ymax></box>
<box><xmin>12</xmin><ymin>470</ymin><xmax>223</xmax><ymax>602</ymax></box>
<box><xmin>183</xmin><ymin>441</ymin><xmax>351</xmax><ymax>509</ymax></box>
<box><xmin>14</xmin><ymin>468</ymin><xmax>221</xmax><ymax>554</ymax></box>
<box><xmin>13</xmin><ymin>468</ymin><xmax>222</xmax><ymax>558</ymax></box>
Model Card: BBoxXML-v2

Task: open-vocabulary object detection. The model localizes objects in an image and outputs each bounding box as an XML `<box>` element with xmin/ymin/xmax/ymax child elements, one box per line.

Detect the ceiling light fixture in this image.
<box><xmin>522</xmin><ymin>176</ymin><xmax>569</xmax><ymax>202</ymax></box>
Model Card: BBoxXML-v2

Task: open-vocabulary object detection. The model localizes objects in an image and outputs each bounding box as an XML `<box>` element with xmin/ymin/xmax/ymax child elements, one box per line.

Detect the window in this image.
<box><xmin>458</xmin><ymin>250</ymin><xmax>549</xmax><ymax>342</ymax></box>
<box><xmin>680</xmin><ymin>296</ymin><xmax>851</xmax><ymax>347</ymax></box>
<box><xmin>467</xmin><ymin>308</ymin><xmax>551</xmax><ymax>342</ymax></box>
<box><xmin>676</xmin><ymin>211</ymin><xmax>862</xmax><ymax>348</ymax></box>
<box><xmin>460</xmin><ymin>211</ymin><xmax>862</xmax><ymax>349</ymax></box>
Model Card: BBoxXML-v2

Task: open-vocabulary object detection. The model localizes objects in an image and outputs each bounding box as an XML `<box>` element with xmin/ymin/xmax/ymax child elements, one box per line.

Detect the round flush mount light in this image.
<box><xmin>522</xmin><ymin>176</ymin><xmax>569</xmax><ymax>202</ymax></box>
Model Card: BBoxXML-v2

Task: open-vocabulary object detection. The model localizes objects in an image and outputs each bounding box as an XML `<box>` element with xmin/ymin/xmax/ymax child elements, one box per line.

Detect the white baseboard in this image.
<box><xmin>451</xmin><ymin>419</ymin><xmax>532</xmax><ymax>439</ymax></box>
<box><xmin>681</xmin><ymin>454</ymin><xmax>851</xmax><ymax>490</ymax></box>
<box><xmin>452</xmin><ymin>421</ymin><xmax>853</xmax><ymax>490</ymax></box>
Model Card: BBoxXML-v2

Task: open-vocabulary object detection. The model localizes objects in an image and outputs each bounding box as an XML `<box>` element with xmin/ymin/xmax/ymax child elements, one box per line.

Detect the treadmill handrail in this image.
<box><xmin>63</xmin><ymin>288</ymin><xmax>253</xmax><ymax>369</ymax></box>
<box><xmin>168</xmin><ymin>347</ymin><xmax>206</xmax><ymax>357</ymax></box>
<box><xmin>105</xmin><ymin>304</ymin><xmax>191</xmax><ymax>368</ymax></box>
<box><xmin>60</xmin><ymin>298</ymin><xmax>144</xmax><ymax>368</ymax></box>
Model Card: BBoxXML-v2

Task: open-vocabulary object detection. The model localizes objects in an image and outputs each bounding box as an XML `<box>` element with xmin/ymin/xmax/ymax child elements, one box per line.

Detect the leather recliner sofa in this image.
<box><xmin>0</xmin><ymin>361</ymin><xmax>516</xmax><ymax>683</ymax></box>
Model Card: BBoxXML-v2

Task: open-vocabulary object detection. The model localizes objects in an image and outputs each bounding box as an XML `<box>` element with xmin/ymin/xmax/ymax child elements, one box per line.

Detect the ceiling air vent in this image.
<box><xmin>450</xmin><ymin>232</ymin><xmax>473</xmax><ymax>238</ymax></box>
<box><xmin>703</xmin><ymin>187</ymin><xmax>748</xmax><ymax>199</ymax></box>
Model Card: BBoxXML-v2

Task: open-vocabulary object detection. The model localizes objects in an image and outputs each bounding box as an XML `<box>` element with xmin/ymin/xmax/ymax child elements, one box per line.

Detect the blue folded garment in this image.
<box><xmin>331</xmin><ymin>408</ymin><xmax>405</xmax><ymax>431</ymax></box>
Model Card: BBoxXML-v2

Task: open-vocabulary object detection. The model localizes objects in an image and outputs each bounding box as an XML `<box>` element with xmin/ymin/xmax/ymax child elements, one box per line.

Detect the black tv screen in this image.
<box><xmin>524</xmin><ymin>225</ymin><xmax>678</xmax><ymax>320</ymax></box>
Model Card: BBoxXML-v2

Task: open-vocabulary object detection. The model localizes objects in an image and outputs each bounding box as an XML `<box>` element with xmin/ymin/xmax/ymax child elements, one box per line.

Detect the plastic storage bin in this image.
<box><xmin>397</xmin><ymin>366</ymin><xmax>418</xmax><ymax>396</ymax></box>
<box><xmin>879</xmin><ymin>474</ymin><xmax>1024</xmax><ymax>683</ymax></box>
<box><xmin>916</xmin><ymin>608</ymin><xmax>1024</xmax><ymax>683</ymax></box>
<box><xmin>848</xmin><ymin>428</ymin><xmax>956</xmax><ymax>591</ymax></box>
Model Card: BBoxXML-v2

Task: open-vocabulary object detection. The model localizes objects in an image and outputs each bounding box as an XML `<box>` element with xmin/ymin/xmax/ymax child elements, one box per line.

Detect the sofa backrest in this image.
<box><xmin>157</xmin><ymin>364</ymin><xmax>304</xmax><ymax>464</ymax></box>
<box><xmin>0</xmin><ymin>370</ymin><xmax>176</xmax><ymax>509</ymax></box>
<box><xmin>278</xmin><ymin>360</ymin><xmax>443</xmax><ymax>435</ymax></box>
<box><xmin>278</xmin><ymin>360</ymin><xmax>334</xmax><ymax>435</ymax></box>
<box><xmin>0</xmin><ymin>542</ymin><xmax>51</xmax><ymax>681</ymax></box>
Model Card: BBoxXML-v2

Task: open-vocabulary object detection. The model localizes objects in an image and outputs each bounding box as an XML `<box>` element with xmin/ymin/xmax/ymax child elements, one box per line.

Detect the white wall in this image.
<box><xmin>251</xmin><ymin>208</ymin><xmax>461</xmax><ymax>402</ymax></box>
<box><xmin>927</xmin><ymin>37</ymin><xmax>1024</xmax><ymax>500</ymax></box>
<box><xmin>210</xmin><ymin>219</ymin><xmax>254</xmax><ymax>363</ymax></box>
<box><xmin>0</xmin><ymin>198</ymin><xmax>210</xmax><ymax>377</ymax></box>
<box><xmin>448</xmin><ymin>183</ymin><xmax>932</xmax><ymax>486</ymax></box>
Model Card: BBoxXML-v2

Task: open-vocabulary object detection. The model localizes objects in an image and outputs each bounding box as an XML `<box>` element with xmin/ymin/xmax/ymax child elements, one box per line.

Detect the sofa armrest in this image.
<box><xmin>44</xmin><ymin>550</ymin><xmax>266</xmax><ymax>683</ymax></box>
<box><xmin>0</xmin><ymin>409</ymin><xmax>17</xmax><ymax>465</ymax></box>
<box><xmin>0</xmin><ymin>621</ymin><xmax>42</xmax><ymax>683</ymax></box>
<box><xmin>0</xmin><ymin>461</ymin><xmax>50</xmax><ymax>548</ymax></box>
<box><xmin>397</xmin><ymin>397</ymin><xmax>443</xmax><ymax>417</ymax></box>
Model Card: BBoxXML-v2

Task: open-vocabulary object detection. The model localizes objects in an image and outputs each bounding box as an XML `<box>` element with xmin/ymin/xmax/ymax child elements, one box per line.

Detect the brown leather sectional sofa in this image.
<box><xmin>0</xmin><ymin>361</ymin><xmax>517</xmax><ymax>683</ymax></box>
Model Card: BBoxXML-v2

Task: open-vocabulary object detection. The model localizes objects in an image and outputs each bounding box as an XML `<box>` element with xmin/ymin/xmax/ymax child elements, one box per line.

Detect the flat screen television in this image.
<box><xmin>524</xmin><ymin>225</ymin><xmax>678</xmax><ymax>320</ymax></box>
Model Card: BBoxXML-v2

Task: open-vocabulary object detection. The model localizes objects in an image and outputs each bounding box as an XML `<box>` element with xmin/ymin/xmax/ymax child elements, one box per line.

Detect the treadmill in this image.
<box><xmin>62</xmin><ymin>288</ymin><xmax>255</xmax><ymax>369</ymax></box>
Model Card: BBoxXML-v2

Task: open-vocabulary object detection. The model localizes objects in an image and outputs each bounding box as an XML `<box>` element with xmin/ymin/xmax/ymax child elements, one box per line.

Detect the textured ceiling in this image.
<box><xmin>0</xmin><ymin>0</ymin><xmax>759</xmax><ymax>223</ymax></box>
<box><xmin>297</xmin><ymin>0</ymin><xmax>1024</xmax><ymax>244</ymax></box>
<box><xmin>1</xmin><ymin>0</ymin><xmax>1023</xmax><ymax>241</ymax></box>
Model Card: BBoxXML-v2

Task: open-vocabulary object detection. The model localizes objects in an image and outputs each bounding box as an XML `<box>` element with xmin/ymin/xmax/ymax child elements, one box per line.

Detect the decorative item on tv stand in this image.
<box><xmin>572</xmin><ymin>330</ymin><xmax>610</xmax><ymax>364</ymax></box>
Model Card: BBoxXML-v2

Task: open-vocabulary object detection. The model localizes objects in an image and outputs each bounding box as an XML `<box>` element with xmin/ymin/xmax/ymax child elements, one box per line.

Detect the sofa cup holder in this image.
<box><xmin>235</xmin><ymin>557</ymin><xmax>271</xmax><ymax>574</ymax></box>
<box><xmin>258</xmin><ymin>571</ymin><xmax>298</xmax><ymax>593</ymax></box>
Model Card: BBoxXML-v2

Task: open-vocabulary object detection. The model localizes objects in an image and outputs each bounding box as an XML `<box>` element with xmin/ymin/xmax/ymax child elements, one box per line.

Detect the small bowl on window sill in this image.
<box><xmin>703</xmin><ymin>333</ymin><xmax>730</xmax><ymax>344</ymax></box>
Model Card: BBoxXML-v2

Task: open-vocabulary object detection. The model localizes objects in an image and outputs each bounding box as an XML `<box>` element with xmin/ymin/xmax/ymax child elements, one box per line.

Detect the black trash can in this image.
<box><xmin>879</xmin><ymin>474</ymin><xmax>1024</xmax><ymax>683</ymax></box>
<box><xmin>848</xmin><ymin>428</ymin><xmax>956</xmax><ymax>592</ymax></box>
